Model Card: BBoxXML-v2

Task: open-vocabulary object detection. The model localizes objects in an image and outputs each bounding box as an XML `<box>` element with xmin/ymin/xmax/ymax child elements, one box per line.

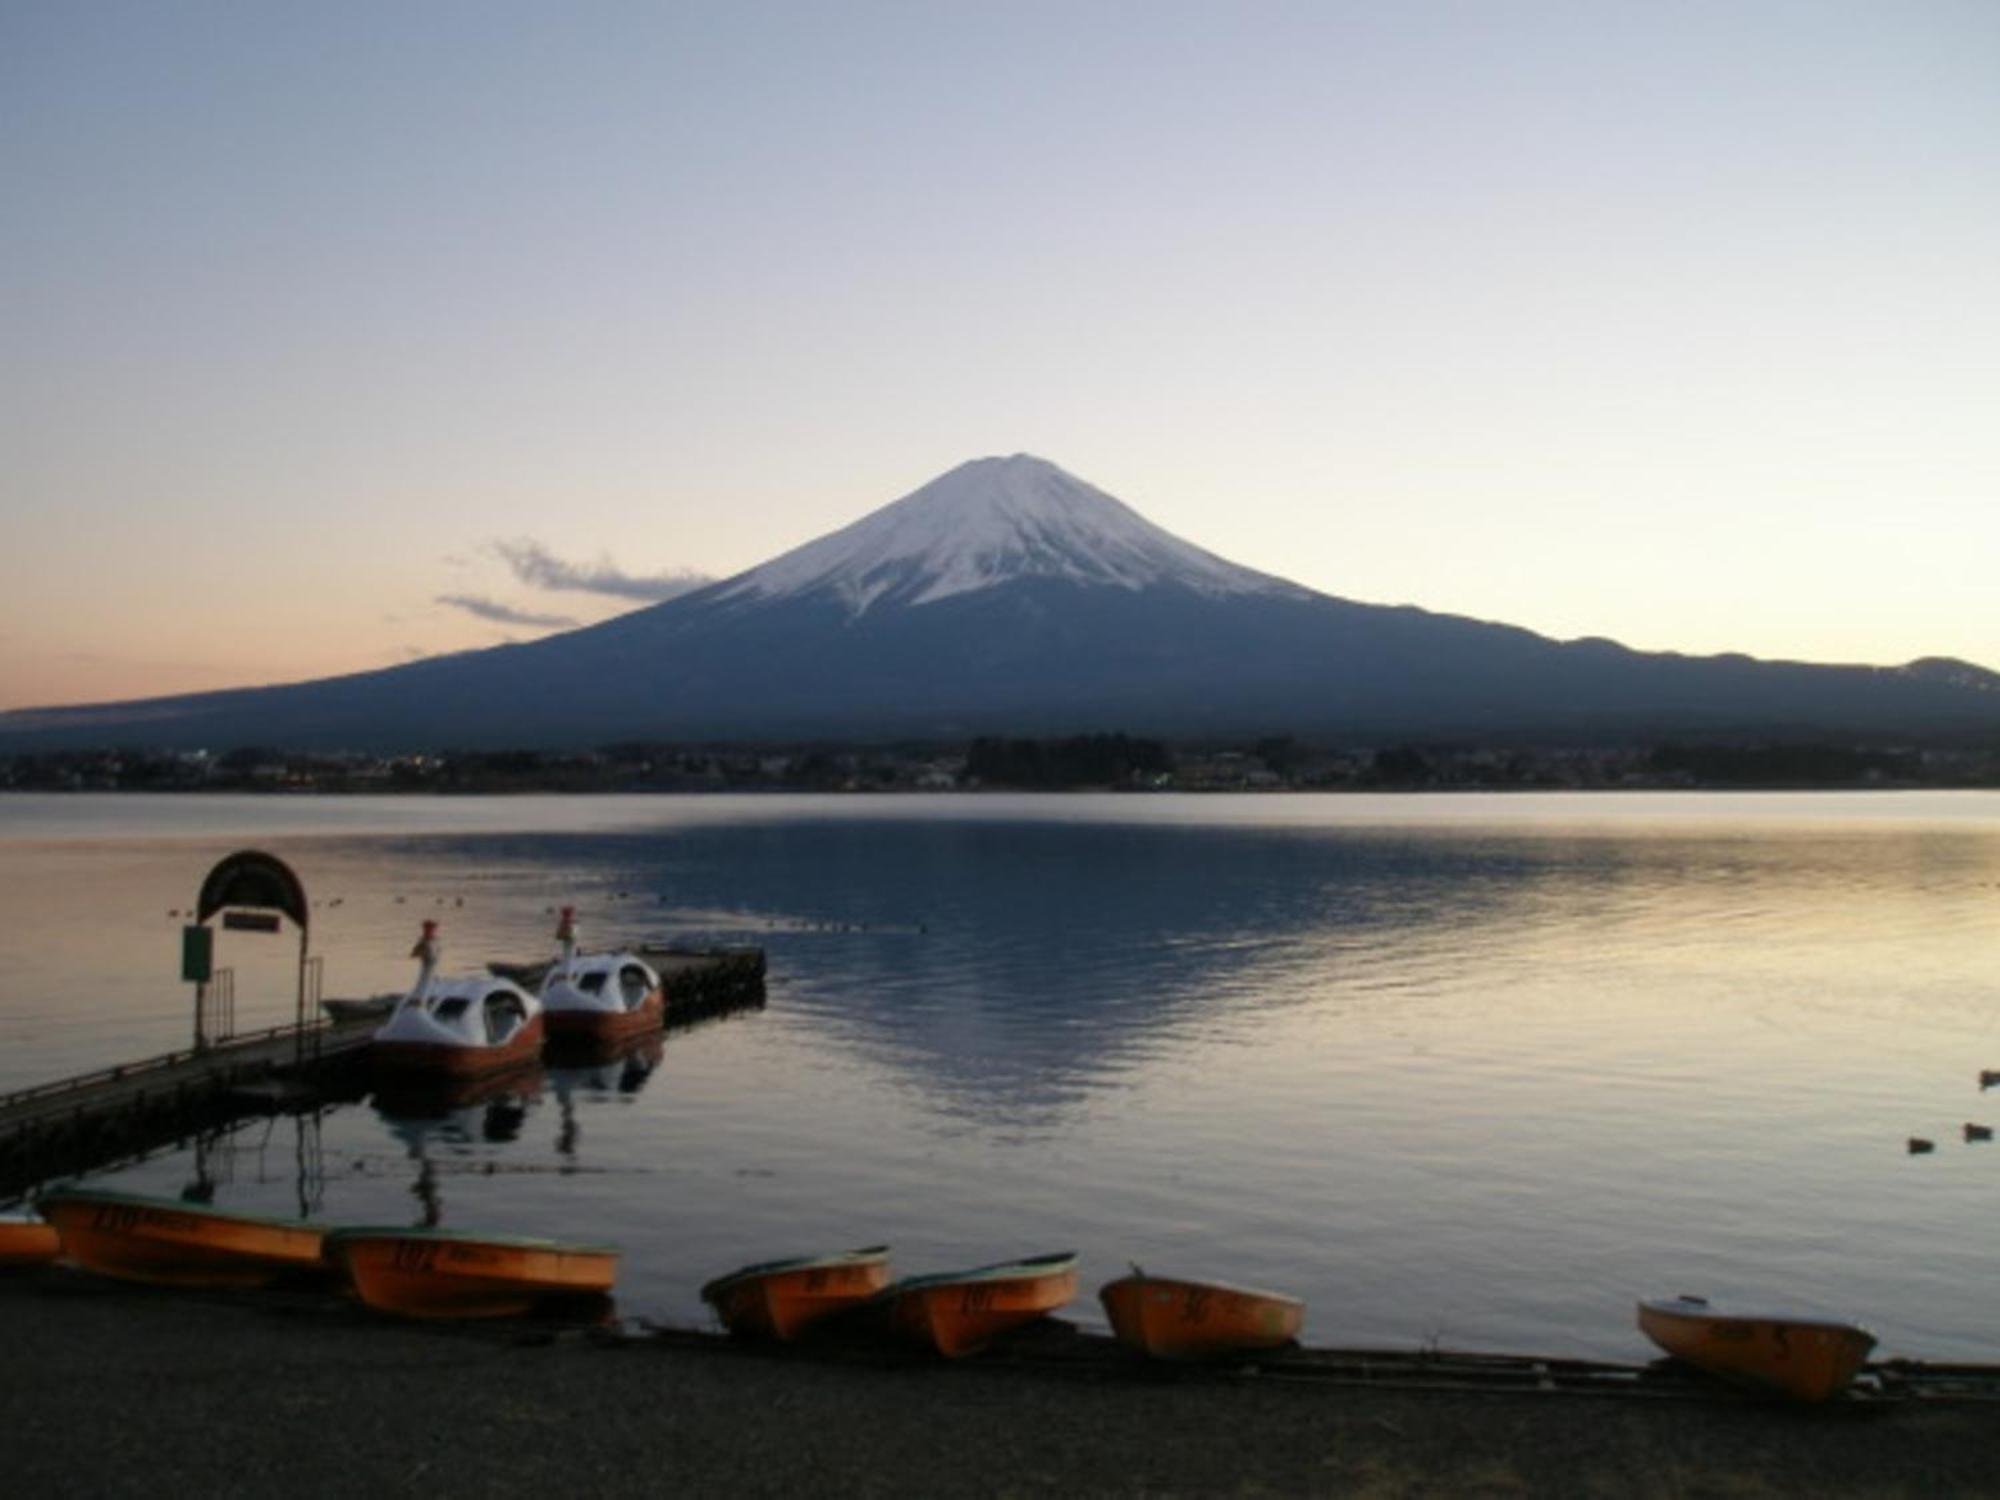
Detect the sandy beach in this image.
<box><xmin>5</xmin><ymin>1272</ymin><xmax>1995</xmax><ymax>1499</ymax></box>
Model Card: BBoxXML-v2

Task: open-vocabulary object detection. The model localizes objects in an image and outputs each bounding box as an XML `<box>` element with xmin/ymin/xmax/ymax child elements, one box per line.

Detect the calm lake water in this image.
<box><xmin>2</xmin><ymin>791</ymin><xmax>1996</xmax><ymax>1361</ymax></box>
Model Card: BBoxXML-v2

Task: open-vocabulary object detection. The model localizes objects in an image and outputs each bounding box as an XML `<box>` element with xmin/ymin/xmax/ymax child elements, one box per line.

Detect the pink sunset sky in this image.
<box><xmin>5</xmin><ymin>2</ymin><xmax>1995</xmax><ymax>710</ymax></box>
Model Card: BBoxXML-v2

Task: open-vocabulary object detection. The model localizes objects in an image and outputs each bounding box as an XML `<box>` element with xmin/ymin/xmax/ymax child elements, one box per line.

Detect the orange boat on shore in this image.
<box><xmin>879</xmin><ymin>1251</ymin><xmax>1077</xmax><ymax>1358</ymax></box>
<box><xmin>326</xmin><ymin>1227</ymin><xmax>619</xmax><ymax>1319</ymax></box>
<box><xmin>1637</xmin><ymin>1294</ymin><xmax>1877</xmax><ymax>1402</ymax></box>
<box><xmin>0</xmin><ymin>1211</ymin><xmax>61</xmax><ymax>1267</ymax></box>
<box><xmin>701</xmin><ymin>1246</ymin><xmax>893</xmax><ymax>1340</ymax></box>
<box><xmin>36</xmin><ymin>1187</ymin><xmax>327</xmax><ymax>1288</ymax></box>
<box><xmin>1099</xmin><ymin>1270</ymin><xmax>1305</xmax><ymax>1360</ymax></box>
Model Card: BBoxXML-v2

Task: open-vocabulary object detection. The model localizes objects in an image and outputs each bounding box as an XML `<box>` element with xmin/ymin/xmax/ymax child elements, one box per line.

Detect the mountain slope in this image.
<box><xmin>4</xmin><ymin>456</ymin><xmax>1998</xmax><ymax>750</ymax></box>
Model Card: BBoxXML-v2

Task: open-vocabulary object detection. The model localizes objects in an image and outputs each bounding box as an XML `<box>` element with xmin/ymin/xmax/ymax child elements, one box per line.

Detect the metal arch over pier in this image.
<box><xmin>185</xmin><ymin>849</ymin><xmax>317</xmax><ymax>1060</ymax></box>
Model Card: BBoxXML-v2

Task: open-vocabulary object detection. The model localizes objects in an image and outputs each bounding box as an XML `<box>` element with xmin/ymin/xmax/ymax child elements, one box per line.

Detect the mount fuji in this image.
<box><xmin>6</xmin><ymin>453</ymin><xmax>1999</xmax><ymax>750</ymax></box>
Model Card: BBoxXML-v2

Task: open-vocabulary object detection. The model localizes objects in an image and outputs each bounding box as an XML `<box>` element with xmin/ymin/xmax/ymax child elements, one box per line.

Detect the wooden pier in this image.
<box><xmin>0</xmin><ymin>1020</ymin><xmax>373</xmax><ymax>1199</ymax></box>
<box><xmin>0</xmin><ymin>944</ymin><xmax>765</xmax><ymax>1201</ymax></box>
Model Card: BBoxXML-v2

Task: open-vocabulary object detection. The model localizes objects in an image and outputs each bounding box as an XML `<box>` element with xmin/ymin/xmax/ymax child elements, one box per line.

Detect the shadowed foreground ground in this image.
<box><xmin>5</xmin><ymin>1275</ymin><xmax>1995</xmax><ymax>1498</ymax></box>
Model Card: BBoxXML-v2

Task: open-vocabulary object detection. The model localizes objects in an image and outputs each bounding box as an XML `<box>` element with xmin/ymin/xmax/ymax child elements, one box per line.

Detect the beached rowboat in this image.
<box><xmin>878</xmin><ymin>1252</ymin><xmax>1077</xmax><ymax>1358</ymax></box>
<box><xmin>701</xmin><ymin>1246</ymin><xmax>893</xmax><ymax>1340</ymax></box>
<box><xmin>1099</xmin><ymin>1270</ymin><xmax>1304</xmax><ymax>1360</ymax></box>
<box><xmin>36</xmin><ymin>1187</ymin><xmax>326</xmax><ymax>1288</ymax></box>
<box><xmin>326</xmin><ymin>1227</ymin><xmax>618</xmax><ymax>1319</ymax></box>
<box><xmin>0</xmin><ymin>1211</ymin><xmax>62</xmax><ymax>1267</ymax></box>
<box><xmin>1636</xmin><ymin>1294</ymin><xmax>1876</xmax><ymax>1402</ymax></box>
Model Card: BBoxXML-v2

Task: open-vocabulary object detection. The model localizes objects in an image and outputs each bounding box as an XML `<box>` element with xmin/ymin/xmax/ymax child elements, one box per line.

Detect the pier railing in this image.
<box><xmin>0</xmin><ymin>1018</ymin><xmax>337</xmax><ymax>1122</ymax></box>
<box><xmin>0</xmin><ymin>1014</ymin><xmax>378</xmax><ymax>1199</ymax></box>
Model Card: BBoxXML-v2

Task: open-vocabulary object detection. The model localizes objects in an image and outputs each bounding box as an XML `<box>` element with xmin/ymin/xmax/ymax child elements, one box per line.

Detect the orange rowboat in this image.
<box><xmin>701</xmin><ymin>1246</ymin><xmax>893</xmax><ymax>1341</ymax></box>
<box><xmin>879</xmin><ymin>1252</ymin><xmax>1078</xmax><ymax>1358</ymax></box>
<box><xmin>326</xmin><ymin>1227</ymin><xmax>619</xmax><ymax>1319</ymax></box>
<box><xmin>36</xmin><ymin>1187</ymin><xmax>327</xmax><ymax>1288</ymax></box>
<box><xmin>1099</xmin><ymin>1270</ymin><xmax>1305</xmax><ymax>1360</ymax></box>
<box><xmin>1637</xmin><ymin>1295</ymin><xmax>1877</xmax><ymax>1402</ymax></box>
<box><xmin>0</xmin><ymin>1212</ymin><xmax>61</xmax><ymax>1268</ymax></box>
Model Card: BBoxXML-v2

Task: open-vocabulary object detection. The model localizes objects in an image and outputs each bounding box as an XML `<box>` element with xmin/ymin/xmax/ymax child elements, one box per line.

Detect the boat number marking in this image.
<box><xmin>959</xmin><ymin>1286</ymin><xmax>996</xmax><ymax>1314</ymax></box>
<box><xmin>1181</xmin><ymin>1289</ymin><xmax>1213</xmax><ymax>1325</ymax></box>
<box><xmin>92</xmin><ymin>1204</ymin><xmax>196</xmax><ymax>1234</ymax></box>
<box><xmin>1771</xmin><ymin>1325</ymin><xmax>1791</xmax><ymax>1361</ymax></box>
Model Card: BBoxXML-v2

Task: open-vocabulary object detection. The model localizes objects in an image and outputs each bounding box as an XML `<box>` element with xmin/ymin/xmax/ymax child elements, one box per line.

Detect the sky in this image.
<box><xmin>3</xmin><ymin>1</ymin><xmax>1996</xmax><ymax>711</ymax></box>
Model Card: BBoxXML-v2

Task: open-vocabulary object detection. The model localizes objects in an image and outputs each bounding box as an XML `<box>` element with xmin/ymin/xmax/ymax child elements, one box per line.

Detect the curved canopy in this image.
<box><xmin>195</xmin><ymin>849</ymin><xmax>309</xmax><ymax>932</ymax></box>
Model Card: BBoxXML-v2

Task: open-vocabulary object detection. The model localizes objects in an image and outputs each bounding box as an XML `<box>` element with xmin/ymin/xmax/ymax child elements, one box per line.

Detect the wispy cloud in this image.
<box><xmin>60</xmin><ymin>649</ymin><xmax>216</xmax><ymax>673</ymax></box>
<box><xmin>493</xmin><ymin>539</ymin><xmax>712</xmax><ymax>602</ymax></box>
<box><xmin>435</xmin><ymin>594</ymin><xmax>579</xmax><ymax>629</ymax></box>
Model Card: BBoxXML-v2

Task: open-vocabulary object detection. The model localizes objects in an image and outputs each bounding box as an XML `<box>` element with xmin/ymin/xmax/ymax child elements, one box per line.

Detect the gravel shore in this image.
<box><xmin>5</xmin><ymin>1274</ymin><xmax>1995</xmax><ymax>1498</ymax></box>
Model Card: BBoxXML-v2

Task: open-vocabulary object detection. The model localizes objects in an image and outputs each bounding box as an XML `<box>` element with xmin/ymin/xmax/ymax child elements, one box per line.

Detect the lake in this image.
<box><xmin>1</xmin><ymin>790</ymin><xmax>1996</xmax><ymax>1361</ymax></box>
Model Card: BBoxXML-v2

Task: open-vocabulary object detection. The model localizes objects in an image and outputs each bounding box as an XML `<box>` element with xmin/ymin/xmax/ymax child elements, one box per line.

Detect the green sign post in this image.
<box><xmin>181</xmin><ymin>924</ymin><xmax>213</xmax><ymax>984</ymax></box>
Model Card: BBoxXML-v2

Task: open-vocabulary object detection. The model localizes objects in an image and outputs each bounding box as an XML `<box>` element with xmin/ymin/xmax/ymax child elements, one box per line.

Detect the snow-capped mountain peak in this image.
<box><xmin>715</xmin><ymin>454</ymin><xmax>1304</xmax><ymax>616</ymax></box>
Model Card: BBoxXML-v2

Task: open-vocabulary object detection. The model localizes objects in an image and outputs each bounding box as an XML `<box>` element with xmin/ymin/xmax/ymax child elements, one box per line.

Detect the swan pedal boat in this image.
<box><xmin>1637</xmin><ymin>1294</ymin><xmax>1877</xmax><ymax>1402</ymax></box>
<box><xmin>0</xmin><ymin>1211</ymin><xmax>61</xmax><ymax>1267</ymax></box>
<box><xmin>539</xmin><ymin>953</ymin><xmax>665</xmax><ymax>1044</ymax></box>
<box><xmin>36</xmin><ymin>1187</ymin><xmax>327</xmax><ymax>1288</ymax></box>
<box><xmin>326</xmin><ymin>1226</ymin><xmax>619</xmax><ymax>1319</ymax></box>
<box><xmin>878</xmin><ymin>1252</ymin><xmax>1078</xmax><ymax>1358</ymax></box>
<box><xmin>371</xmin><ymin>923</ymin><xmax>545</xmax><ymax>1079</ymax></box>
<box><xmin>1099</xmin><ymin>1271</ymin><xmax>1305</xmax><ymax>1360</ymax></box>
<box><xmin>701</xmin><ymin>1246</ymin><xmax>893</xmax><ymax>1340</ymax></box>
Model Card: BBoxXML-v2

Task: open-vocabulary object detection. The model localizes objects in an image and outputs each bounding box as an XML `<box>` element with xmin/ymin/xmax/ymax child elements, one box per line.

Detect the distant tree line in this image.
<box><xmin>964</xmin><ymin>734</ymin><xmax>1171</xmax><ymax>789</ymax></box>
<box><xmin>7</xmin><ymin>734</ymin><xmax>1996</xmax><ymax>794</ymax></box>
<box><xmin>1646</xmin><ymin>742</ymin><xmax>1917</xmax><ymax>786</ymax></box>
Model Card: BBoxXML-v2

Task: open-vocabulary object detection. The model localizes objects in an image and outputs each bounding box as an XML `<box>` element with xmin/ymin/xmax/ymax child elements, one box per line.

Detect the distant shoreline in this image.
<box><xmin>6</xmin><ymin>780</ymin><xmax>2000</xmax><ymax>797</ymax></box>
<box><xmin>6</xmin><ymin>732</ymin><xmax>1997</xmax><ymax>797</ymax></box>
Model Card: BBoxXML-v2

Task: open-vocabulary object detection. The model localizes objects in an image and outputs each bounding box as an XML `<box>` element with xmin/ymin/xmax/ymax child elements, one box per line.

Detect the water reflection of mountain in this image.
<box><xmin>407</xmin><ymin>819</ymin><xmax>1626</xmax><ymax>1124</ymax></box>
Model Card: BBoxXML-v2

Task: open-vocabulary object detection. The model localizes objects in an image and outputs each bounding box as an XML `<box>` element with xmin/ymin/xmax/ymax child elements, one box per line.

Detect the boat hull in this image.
<box><xmin>37</xmin><ymin>1189</ymin><xmax>326</xmax><ymax>1288</ymax></box>
<box><xmin>883</xmin><ymin>1255</ymin><xmax>1078</xmax><ymax>1358</ymax></box>
<box><xmin>701</xmin><ymin>1247</ymin><xmax>892</xmax><ymax>1340</ymax></box>
<box><xmin>370</xmin><ymin>1016</ymin><xmax>547</xmax><ymax>1080</ymax></box>
<box><xmin>1099</xmin><ymin>1274</ymin><xmax>1304</xmax><ymax>1360</ymax></box>
<box><xmin>1637</xmin><ymin>1297</ymin><xmax>1876</xmax><ymax>1402</ymax></box>
<box><xmin>328</xmin><ymin>1229</ymin><xmax>618</xmax><ymax>1319</ymax></box>
<box><xmin>0</xmin><ymin>1217</ymin><xmax>62</xmax><ymax>1267</ymax></box>
<box><xmin>372</xmin><ymin>1063</ymin><xmax>544</xmax><ymax>1118</ymax></box>
<box><xmin>542</xmin><ymin>989</ymin><xmax>664</xmax><ymax>1044</ymax></box>
<box><xmin>321</xmin><ymin>995</ymin><xmax>398</xmax><ymax>1023</ymax></box>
